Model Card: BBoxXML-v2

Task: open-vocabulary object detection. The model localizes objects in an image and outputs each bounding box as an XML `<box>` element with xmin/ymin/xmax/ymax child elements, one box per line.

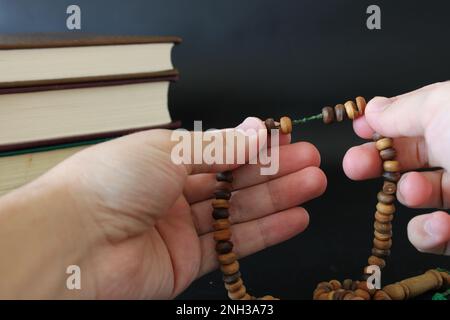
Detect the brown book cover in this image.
<box><xmin>0</xmin><ymin>33</ymin><xmax>182</xmax><ymax>49</ymax></box>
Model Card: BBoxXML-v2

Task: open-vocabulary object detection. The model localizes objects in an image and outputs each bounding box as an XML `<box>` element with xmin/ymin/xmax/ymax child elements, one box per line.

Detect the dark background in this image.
<box><xmin>1</xmin><ymin>0</ymin><xmax>448</xmax><ymax>299</ymax></box>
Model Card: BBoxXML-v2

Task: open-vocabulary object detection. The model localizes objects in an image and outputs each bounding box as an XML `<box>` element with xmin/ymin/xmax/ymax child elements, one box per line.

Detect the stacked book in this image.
<box><xmin>0</xmin><ymin>34</ymin><xmax>181</xmax><ymax>196</ymax></box>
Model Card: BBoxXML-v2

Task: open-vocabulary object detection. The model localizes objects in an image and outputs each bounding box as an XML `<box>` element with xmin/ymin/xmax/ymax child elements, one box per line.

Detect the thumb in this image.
<box><xmin>365</xmin><ymin>81</ymin><xmax>450</xmax><ymax>138</ymax></box>
<box><xmin>407</xmin><ymin>211</ymin><xmax>450</xmax><ymax>255</ymax></box>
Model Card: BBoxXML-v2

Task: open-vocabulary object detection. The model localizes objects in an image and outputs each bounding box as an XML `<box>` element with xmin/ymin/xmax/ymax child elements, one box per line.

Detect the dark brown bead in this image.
<box><xmin>212</xmin><ymin>208</ymin><xmax>230</xmax><ymax>219</ymax></box>
<box><xmin>372</xmin><ymin>132</ymin><xmax>384</xmax><ymax>141</ymax></box>
<box><xmin>214</xmin><ymin>190</ymin><xmax>231</xmax><ymax>200</ymax></box>
<box><xmin>216</xmin><ymin>171</ymin><xmax>233</xmax><ymax>183</ymax></box>
<box><xmin>322</xmin><ymin>106</ymin><xmax>335</xmax><ymax>124</ymax></box>
<box><xmin>375</xmin><ymin>211</ymin><xmax>393</xmax><ymax>223</ymax></box>
<box><xmin>329</xmin><ymin>280</ymin><xmax>342</xmax><ymax>290</ymax></box>
<box><xmin>374</xmin><ymin>221</ymin><xmax>392</xmax><ymax>234</ymax></box>
<box><xmin>264</xmin><ymin>118</ymin><xmax>277</xmax><ymax>130</ymax></box>
<box><xmin>383</xmin><ymin>172</ymin><xmax>401</xmax><ymax>182</ymax></box>
<box><xmin>372</xmin><ymin>247</ymin><xmax>391</xmax><ymax>258</ymax></box>
<box><xmin>223</xmin><ymin>271</ymin><xmax>241</xmax><ymax>284</ymax></box>
<box><xmin>216</xmin><ymin>241</ymin><xmax>234</xmax><ymax>254</ymax></box>
<box><xmin>377</xmin><ymin>191</ymin><xmax>395</xmax><ymax>204</ymax></box>
<box><xmin>382</xmin><ymin>181</ymin><xmax>397</xmax><ymax>194</ymax></box>
<box><xmin>373</xmin><ymin>238</ymin><xmax>392</xmax><ymax>250</ymax></box>
<box><xmin>334</xmin><ymin>104</ymin><xmax>346</xmax><ymax>122</ymax></box>
<box><xmin>380</xmin><ymin>148</ymin><xmax>397</xmax><ymax>160</ymax></box>
<box><xmin>342</xmin><ymin>279</ymin><xmax>353</xmax><ymax>290</ymax></box>
<box><xmin>333</xmin><ymin>289</ymin><xmax>347</xmax><ymax>300</ymax></box>
<box><xmin>216</xmin><ymin>181</ymin><xmax>232</xmax><ymax>192</ymax></box>
<box><xmin>374</xmin><ymin>230</ymin><xmax>392</xmax><ymax>240</ymax></box>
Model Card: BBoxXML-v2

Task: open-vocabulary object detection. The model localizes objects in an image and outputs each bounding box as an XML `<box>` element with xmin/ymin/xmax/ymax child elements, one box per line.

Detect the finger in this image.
<box><xmin>398</xmin><ymin>170</ymin><xmax>450</xmax><ymax>209</ymax></box>
<box><xmin>407</xmin><ymin>211</ymin><xmax>450</xmax><ymax>255</ymax></box>
<box><xmin>343</xmin><ymin>136</ymin><xmax>431</xmax><ymax>180</ymax></box>
<box><xmin>364</xmin><ymin>81</ymin><xmax>450</xmax><ymax>138</ymax></box>
<box><xmin>184</xmin><ymin>141</ymin><xmax>321</xmax><ymax>203</ymax></box>
<box><xmin>191</xmin><ymin>167</ymin><xmax>326</xmax><ymax>235</ymax></box>
<box><xmin>198</xmin><ymin>206</ymin><xmax>309</xmax><ymax>277</ymax></box>
<box><xmin>352</xmin><ymin>115</ymin><xmax>374</xmax><ymax>139</ymax></box>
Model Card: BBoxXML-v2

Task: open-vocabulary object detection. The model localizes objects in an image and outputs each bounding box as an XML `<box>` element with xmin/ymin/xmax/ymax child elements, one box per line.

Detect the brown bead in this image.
<box><xmin>313</xmin><ymin>288</ymin><xmax>330</xmax><ymax>300</ymax></box>
<box><xmin>259</xmin><ymin>295</ymin><xmax>279</xmax><ymax>300</ymax></box>
<box><xmin>356</xmin><ymin>281</ymin><xmax>370</xmax><ymax>292</ymax></box>
<box><xmin>228</xmin><ymin>285</ymin><xmax>246</xmax><ymax>299</ymax></box>
<box><xmin>329</xmin><ymin>280</ymin><xmax>342</xmax><ymax>290</ymax></box>
<box><xmin>380</xmin><ymin>148</ymin><xmax>397</xmax><ymax>160</ymax></box>
<box><xmin>220</xmin><ymin>261</ymin><xmax>240</xmax><ymax>275</ymax></box>
<box><xmin>355</xmin><ymin>96</ymin><xmax>367</xmax><ymax>115</ymax></box>
<box><xmin>376</xmin><ymin>138</ymin><xmax>393</xmax><ymax>151</ymax></box>
<box><xmin>344</xmin><ymin>100</ymin><xmax>359</xmax><ymax>119</ymax></box>
<box><xmin>374</xmin><ymin>230</ymin><xmax>392</xmax><ymax>241</ymax></box>
<box><xmin>327</xmin><ymin>291</ymin><xmax>336</xmax><ymax>300</ymax></box>
<box><xmin>218</xmin><ymin>252</ymin><xmax>237</xmax><ymax>265</ymax></box>
<box><xmin>223</xmin><ymin>271</ymin><xmax>241</xmax><ymax>284</ymax></box>
<box><xmin>214</xmin><ymin>190</ymin><xmax>231</xmax><ymax>200</ymax></box>
<box><xmin>376</xmin><ymin>202</ymin><xmax>395</xmax><ymax>215</ymax></box>
<box><xmin>214</xmin><ymin>229</ymin><xmax>232</xmax><ymax>241</ymax></box>
<box><xmin>216</xmin><ymin>241</ymin><xmax>233</xmax><ymax>254</ymax></box>
<box><xmin>334</xmin><ymin>104</ymin><xmax>346</xmax><ymax>122</ymax></box>
<box><xmin>212</xmin><ymin>199</ymin><xmax>229</xmax><ymax>208</ymax></box>
<box><xmin>317</xmin><ymin>292</ymin><xmax>330</xmax><ymax>300</ymax></box>
<box><xmin>368</xmin><ymin>255</ymin><xmax>386</xmax><ymax>268</ymax></box>
<box><xmin>317</xmin><ymin>281</ymin><xmax>333</xmax><ymax>291</ymax></box>
<box><xmin>333</xmin><ymin>289</ymin><xmax>347</xmax><ymax>300</ymax></box>
<box><xmin>351</xmin><ymin>296</ymin><xmax>365</xmax><ymax>300</ymax></box>
<box><xmin>372</xmin><ymin>132</ymin><xmax>384</xmax><ymax>141</ymax></box>
<box><xmin>212</xmin><ymin>208</ymin><xmax>230</xmax><ymax>219</ymax></box>
<box><xmin>213</xmin><ymin>219</ymin><xmax>231</xmax><ymax>230</ymax></box>
<box><xmin>225</xmin><ymin>278</ymin><xmax>243</xmax><ymax>292</ymax></box>
<box><xmin>373</xmin><ymin>290</ymin><xmax>392</xmax><ymax>300</ymax></box>
<box><xmin>375</xmin><ymin>211</ymin><xmax>393</xmax><ymax>223</ymax></box>
<box><xmin>354</xmin><ymin>289</ymin><xmax>371</xmax><ymax>300</ymax></box>
<box><xmin>215</xmin><ymin>181</ymin><xmax>232</xmax><ymax>192</ymax></box>
<box><xmin>374</xmin><ymin>221</ymin><xmax>392</xmax><ymax>234</ymax></box>
<box><xmin>322</xmin><ymin>106</ymin><xmax>335</xmax><ymax>124</ymax></box>
<box><xmin>382</xmin><ymin>181</ymin><xmax>397</xmax><ymax>194</ymax></box>
<box><xmin>383</xmin><ymin>160</ymin><xmax>400</xmax><ymax>172</ymax></box>
<box><xmin>373</xmin><ymin>238</ymin><xmax>392</xmax><ymax>250</ymax></box>
<box><xmin>280</xmin><ymin>116</ymin><xmax>292</xmax><ymax>134</ymax></box>
<box><xmin>377</xmin><ymin>191</ymin><xmax>395</xmax><ymax>204</ymax></box>
<box><xmin>342</xmin><ymin>279</ymin><xmax>353</xmax><ymax>290</ymax></box>
<box><xmin>372</xmin><ymin>247</ymin><xmax>391</xmax><ymax>258</ymax></box>
<box><xmin>343</xmin><ymin>293</ymin><xmax>356</xmax><ymax>300</ymax></box>
<box><xmin>240</xmin><ymin>293</ymin><xmax>252</xmax><ymax>300</ymax></box>
<box><xmin>264</xmin><ymin>118</ymin><xmax>277</xmax><ymax>130</ymax></box>
<box><xmin>383</xmin><ymin>171</ymin><xmax>401</xmax><ymax>182</ymax></box>
<box><xmin>216</xmin><ymin>171</ymin><xmax>233</xmax><ymax>183</ymax></box>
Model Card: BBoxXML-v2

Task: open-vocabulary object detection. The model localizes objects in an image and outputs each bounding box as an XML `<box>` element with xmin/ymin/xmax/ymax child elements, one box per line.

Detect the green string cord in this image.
<box><xmin>432</xmin><ymin>268</ymin><xmax>450</xmax><ymax>300</ymax></box>
<box><xmin>292</xmin><ymin>113</ymin><xmax>323</xmax><ymax>125</ymax></box>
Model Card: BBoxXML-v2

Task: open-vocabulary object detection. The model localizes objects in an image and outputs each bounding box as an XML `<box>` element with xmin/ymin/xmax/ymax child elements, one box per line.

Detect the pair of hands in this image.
<box><xmin>0</xmin><ymin>83</ymin><xmax>449</xmax><ymax>299</ymax></box>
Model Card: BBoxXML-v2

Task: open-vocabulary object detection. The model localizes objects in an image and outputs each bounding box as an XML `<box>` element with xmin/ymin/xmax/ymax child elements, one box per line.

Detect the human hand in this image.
<box><xmin>0</xmin><ymin>117</ymin><xmax>326</xmax><ymax>299</ymax></box>
<box><xmin>343</xmin><ymin>82</ymin><xmax>450</xmax><ymax>255</ymax></box>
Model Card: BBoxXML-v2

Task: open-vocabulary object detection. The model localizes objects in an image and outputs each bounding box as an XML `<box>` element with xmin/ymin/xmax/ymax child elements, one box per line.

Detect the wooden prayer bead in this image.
<box><xmin>223</xmin><ymin>271</ymin><xmax>241</xmax><ymax>284</ymax></box>
<box><xmin>214</xmin><ymin>229</ymin><xmax>232</xmax><ymax>241</ymax></box>
<box><xmin>212</xmin><ymin>199</ymin><xmax>229</xmax><ymax>208</ymax></box>
<box><xmin>356</xmin><ymin>281</ymin><xmax>370</xmax><ymax>292</ymax></box>
<box><xmin>228</xmin><ymin>285</ymin><xmax>246</xmax><ymax>299</ymax></box>
<box><xmin>322</xmin><ymin>106</ymin><xmax>335</xmax><ymax>124</ymax></box>
<box><xmin>374</xmin><ymin>230</ymin><xmax>392</xmax><ymax>241</ymax></box>
<box><xmin>379</xmin><ymin>148</ymin><xmax>397</xmax><ymax>160</ymax></box>
<box><xmin>383</xmin><ymin>171</ymin><xmax>401</xmax><ymax>182</ymax></box>
<box><xmin>216</xmin><ymin>241</ymin><xmax>233</xmax><ymax>254</ymax></box>
<box><xmin>240</xmin><ymin>294</ymin><xmax>252</xmax><ymax>300</ymax></box>
<box><xmin>313</xmin><ymin>288</ymin><xmax>330</xmax><ymax>300</ymax></box>
<box><xmin>333</xmin><ymin>289</ymin><xmax>347</xmax><ymax>300</ymax></box>
<box><xmin>213</xmin><ymin>219</ymin><xmax>231</xmax><ymax>230</ymax></box>
<box><xmin>375</xmin><ymin>211</ymin><xmax>393</xmax><ymax>223</ymax></box>
<box><xmin>342</xmin><ymin>279</ymin><xmax>353</xmax><ymax>290</ymax></box>
<box><xmin>372</xmin><ymin>247</ymin><xmax>391</xmax><ymax>258</ymax></box>
<box><xmin>376</xmin><ymin>202</ymin><xmax>395</xmax><ymax>215</ymax></box>
<box><xmin>317</xmin><ymin>292</ymin><xmax>330</xmax><ymax>300</ymax></box>
<box><xmin>326</xmin><ymin>291</ymin><xmax>336</xmax><ymax>300</ymax></box>
<box><xmin>383</xmin><ymin>160</ymin><xmax>400</xmax><ymax>172</ymax></box>
<box><xmin>377</xmin><ymin>191</ymin><xmax>395</xmax><ymax>204</ymax></box>
<box><xmin>373</xmin><ymin>238</ymin><xmax>392</xmax><ymax>250</ymax></box>
<box><xmin>373</xmin><ymin>290</ymin><xmax>392</xmax><ymax>300</ymax></box>
<box><xmin>218</xmin><ymin>252</ymin><xmax>237</xmax><ymax>265</ymax></box>
<box><xmin>317</xmin><ymin>281</ymin><xmax>333</xmax><ymax>291</ymax></box>
<box><xmin>375</xmin><ymin>138</ymin><xmax>393</xmax><ymax>151</ymax></box>
<box><xmin>372</xmin><ymin>132</ymin><xmax>384</xmax><ymax>141</ymax></box>
<box><xmin>329</xmin><ymin>280</ymin><xmax>342</xmax><ymax>290</ymax></box>
<box><xmin>225</xmin><ymin>278</ymin><xmax>243</xmax><ymax>292</ymax></box>
<box><xmin>382</xmin><ymin>181</ymin><xmax>397</xmax><ymax>194</ymax></box>
<box><xmin>343</xmin><ymin>292</ymin><xmax>356</xmax><ymax>300</ymax></box>
<box><xmin>259</xmin><ymin>295</ymin><xmax>279</xmax><ymax>300</ymax></box>
<box><xmin>355</xmin><ymin>96</ymin><xmax>366</xmax><ymax>115</ymax></box>
<box><xmin>374</xmin><ymin>221</ymin><xmax>392</xmax><ymax>234</ymax></box>
<box><xmin>215</xmin><ymin>181</ymin><xmax>232</xmax><ymax>192</ymax></box>
<box><xmin>344</xmin><ymin>100</ymin><xmax>359</xmax><ymax>119</ymax></box>
<box><xmin>264</xmin><ymin>118</ymin><xmax>277</xmax><ymax>130</ymax></box>
<box><xmin>212</xmin><ymin>208</ymin><xmax>230</xmax><ymax>219</ymax></box>
<box><xmin>221</xmin><ymin>261</ymin><xmax>240</xmax><ymax>275</ymax></box>
<box><xmin>368</xmin><ymin>255</ymin><xmax>386</xmax><ymax>268</ymax></box>
<box><xmin>334</xmin><ymin>104</ymin><xmax>346</xmax><ymax>122</ymax></box>
<box><xmin>354</xmin><ymin>289</ymin><xmax>370</xmax><ymax>300</ymax></box>
<box><xmin>214</xmin><ymin>190</ymin><xmax>231</xmax><ymax>200</ymax></box>
<box><xmin>216</xmin><ymin>171</ymin><xmax>233</xmax><ymax>183</ymax></box>
<box><xmin>280</xmin><ymin>116</ymin><xmax>292</xmax><ymax>134</ymax></box>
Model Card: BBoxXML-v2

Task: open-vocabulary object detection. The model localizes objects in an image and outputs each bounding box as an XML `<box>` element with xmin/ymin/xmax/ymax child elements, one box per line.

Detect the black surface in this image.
<box><xmin>1</xmin><ymin>0</ymin><xmax>449</xmax><ymax>299</ymax></box>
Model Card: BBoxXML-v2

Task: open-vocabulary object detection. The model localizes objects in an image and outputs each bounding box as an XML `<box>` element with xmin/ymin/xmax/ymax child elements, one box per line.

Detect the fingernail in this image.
<box><xmin>367</xmin><ymin>97</ymin><xmax>391</xmax><ymax>113</ymax></box>
<box><xmin>423</xmin><ymin>217</ymin><xmax>439</xmax><ymax>237</ymax></box>
<box><xmin>236</xmin><ymin>117</ymin><xmax>262</xmax><ymax>135</ymax></box>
